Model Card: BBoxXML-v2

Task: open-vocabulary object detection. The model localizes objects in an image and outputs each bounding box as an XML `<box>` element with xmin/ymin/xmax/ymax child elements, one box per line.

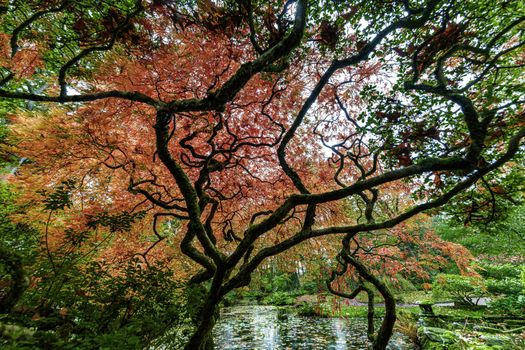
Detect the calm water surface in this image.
<box><xmin>213</xmin><ymin>305</ymin><xmax>414</xmax><ymax>350</ymax></box>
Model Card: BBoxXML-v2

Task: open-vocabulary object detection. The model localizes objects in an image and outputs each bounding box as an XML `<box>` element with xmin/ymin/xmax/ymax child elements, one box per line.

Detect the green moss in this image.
<box><xmin>418</xmin><ymin>326</ymin><xmax>459</xmax><ymax>350</ymax></box>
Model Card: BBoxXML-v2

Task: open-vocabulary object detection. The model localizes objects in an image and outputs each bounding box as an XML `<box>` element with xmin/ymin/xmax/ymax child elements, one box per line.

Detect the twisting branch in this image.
<box><xmin>58</xmin><ymin>3</ymin><xmax>144</xmax><ymax>97</ymax></box>
<box><xmin>240</xmin><ymin>0</ymin><xmax>264</xmax><ymax>54</ymax></box>
<box><xmin>277</xmin><ymin>0</ymin><xmax>441</xmax><ymax>193</ymax></box>
<box><xmin>340</xmin><ymin>249</ymin><xmax>396</xmax><ymax>350</ymax></box>
<box><xmin>137</xmin><ymin>212</ymin><xmax>179</xmax><ymax>268</ymax></box>
<box><xmin>154</xmin><ymin>110</ymin><xmax>224</xmax><ymax>266</ymax></box>
<box><xmin>326</xmin><ymin>252</ymin><xmax>380</xmax><ymax>343</ymax></box>
<box><xmin>223</xmin><ymin>126</ymin><xmax>525</xmax><ymax>292</ymax></box>
<box><xmin>9</xmin><ymin>1</ymin><xmax>70</xmax><ymax>57</ymax></box>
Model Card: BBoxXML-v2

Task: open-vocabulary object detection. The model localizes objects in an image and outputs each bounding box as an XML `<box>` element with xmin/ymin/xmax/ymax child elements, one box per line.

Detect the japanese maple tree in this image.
<box><xmin>1</xmin><ymin>0</ymin><xmax>525</xmax><ymax>349</ymax></box>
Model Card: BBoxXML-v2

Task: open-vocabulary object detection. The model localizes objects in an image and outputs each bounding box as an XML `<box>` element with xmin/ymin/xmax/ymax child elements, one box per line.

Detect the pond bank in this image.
<box><xmin>417</xmin><ymin>314</ymin><xmax>525</xmax><ymax>349</ymax></box>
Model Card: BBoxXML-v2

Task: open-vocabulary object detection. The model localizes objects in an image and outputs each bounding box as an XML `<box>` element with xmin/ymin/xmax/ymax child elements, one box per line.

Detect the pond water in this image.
<box><xmin>213</xmin><ymin>305</ymin><xmax>414</xmax><ymax>350</ymax></box>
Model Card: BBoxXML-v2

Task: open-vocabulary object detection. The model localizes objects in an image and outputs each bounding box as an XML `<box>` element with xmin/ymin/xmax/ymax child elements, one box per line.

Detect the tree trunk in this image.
<box><xmin>184</xmin><ymin>292</ymin><xmax>220</xmax><ymax>350</ymax></box>
<box><xmin>184</xmin><ymin>315</ymin><xmax>216</xmax><ymax>350</ymax></box>
<box><xmin>345</xmin><ymin>254</ymin><xmax>396</xmax><ymax>350</ymax></box>
<box><xmin>373</xmin><ymin>282</ymin><xmax>396</xmax><ymax>350</ymax></box>
<box><xmin>184</xmin><ymin>270</ymin><xmax>228</xmax><ymax>350</ymax></box>
<box><xmin>362</xmin><ymin>284</ymin><xmax>375</xmax><ymax>342</ymax></box>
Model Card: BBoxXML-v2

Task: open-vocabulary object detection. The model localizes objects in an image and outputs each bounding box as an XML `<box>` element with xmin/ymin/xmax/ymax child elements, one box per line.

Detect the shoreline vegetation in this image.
<box><xmin>222</xmin><ymin>286</ymin><xmax>525</xmax><ymax>349</ymax></box>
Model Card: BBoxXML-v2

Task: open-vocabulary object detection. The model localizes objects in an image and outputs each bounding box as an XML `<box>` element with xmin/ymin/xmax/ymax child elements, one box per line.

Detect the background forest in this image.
<box><xmin>0</xmin><ymin>0</ymin><xmax>524</xmax><ymax>349</ymax></box>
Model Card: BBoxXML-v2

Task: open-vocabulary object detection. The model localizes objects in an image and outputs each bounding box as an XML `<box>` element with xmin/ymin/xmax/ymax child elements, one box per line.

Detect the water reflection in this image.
<box><xmin>333</xmin><ymin>318</ymin><xmax>347</xmax><ymax>350</ymax></box>
<box><xmin>213</xmin><ymin>305</ymin><xmax>413</xmax><ymax>350</ymax></box>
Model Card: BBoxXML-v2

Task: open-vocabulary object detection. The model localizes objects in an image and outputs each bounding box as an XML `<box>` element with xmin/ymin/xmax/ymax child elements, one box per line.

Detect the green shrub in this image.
<box><xmin>478</xmin><ymin>263</ymin><xmax>522</xmax><ymax>280</ymax></box>
<box><xmin>296</xmin><ymin>302</ymin><xmax>320</xmax><ymax>317</ymax></box>
<box><xmin>488</xmin><ymin>295</ymin><xmax>525</xmax><ymax>315</ymax></box>
<box><xmin>240</xmin><ymin>290</ymin><xmax>263</xmax><ymax>301</ymax></box>
<box><xmin>262</xmin><ymin>291</ymin><xmax>295</xmax><ymax>306</ymax></box>
<box><xmin>486</xmin><ymin>266</ymin><xmax>525</xmax><ymax>314</ymax></box>
<box><xmin>1</xmin><ymin>259</ymin><xmax>191</xmax><ymax>349</ymax></box>
<box><xmin>300</xmin><ymin>280</ymin><xmax>319</xmax><ymax>295</ymax></box>
<box><xmin>486</xmin><ymin>278</ymin><xmax>523</xmax><ymax>296</ymax></box>
<box><xmin>432</xmin><ymin>274</ymin><xmax>487</xmax><ymax>306</ymax></box>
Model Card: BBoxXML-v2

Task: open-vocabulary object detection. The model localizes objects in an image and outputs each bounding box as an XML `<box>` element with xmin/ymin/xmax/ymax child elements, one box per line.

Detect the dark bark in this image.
<box><xmin>184</xmin><ymin>269</ymin><xmax>227</xmax><ymax>350</ymax></box>
<box><xmin>362</xmin><ymin>284</ymin><xmax>376</xmax><ymax>343</ymax></box>
<box><xmin>184</xmin><ymin>302</ymin><xmax>218</xmax><ymax>350</ymax></box>
<box><xmin>344</xmin><ymin>254</ymin><xmax>396</xmax><ymax>350</ymax></box>
<box><xmin>326</xmin><ymin>249</ymin><xmax>396</xmax><ymax>350</ymax></box>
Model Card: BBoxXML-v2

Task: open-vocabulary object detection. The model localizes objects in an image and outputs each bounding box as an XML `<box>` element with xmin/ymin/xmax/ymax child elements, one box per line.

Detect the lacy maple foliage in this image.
<box><xmin>7</xmin><ymin>20</ymin><xmax>381</xmax><ymax>273</ymax></box>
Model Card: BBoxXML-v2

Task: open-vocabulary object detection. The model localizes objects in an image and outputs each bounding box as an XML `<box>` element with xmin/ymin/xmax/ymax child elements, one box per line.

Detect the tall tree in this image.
<box><xmin>1</xmin><ymin>1</ymin><xmax>525</xmax><ymax>348</ymax></box>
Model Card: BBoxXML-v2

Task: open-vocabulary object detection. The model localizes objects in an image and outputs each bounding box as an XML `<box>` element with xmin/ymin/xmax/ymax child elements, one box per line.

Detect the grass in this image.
<box><xmin>432</xmin><ymin>306</ymin><xmax>487</xmax><ymax>318</ymax></box>
<box><xmin>315</xmin><ymin>291</ymin><xmax>489</xmax><ymax>319</ymax></box>
<box><xmin>318</xmin><ymin>303</ymin><xmax>421</xmax><ymax>318</ymax></box>
<box><xmin>327</xmin><ymin>290</ymin><xmax>438</xmax><ymax>305</ymax></box>
<box><xmin>394</xmin><ymin>290</ymin><xmax>434</xmax><ymax>304</ymax></box>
